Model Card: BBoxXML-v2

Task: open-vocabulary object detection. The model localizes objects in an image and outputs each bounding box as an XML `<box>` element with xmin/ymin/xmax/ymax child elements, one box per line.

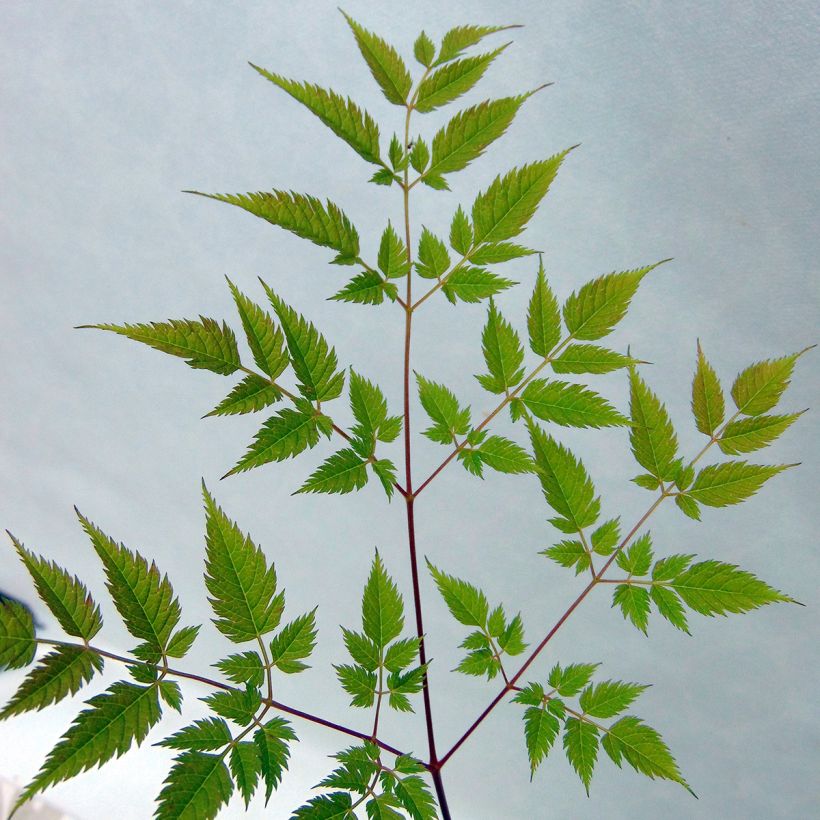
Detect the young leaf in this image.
<box><xmin>602</xmin><ymin>716</ymin><xmax>690</xmax><ymax>791</ymax></box>
<box><xmin>255</xmin><ymin>717</ymin><xmax>295</xmax><ymax>804</ymax></box>
<box><xmin>268</xmin><ymin>609</ymin><xmax>318</xmax><ymax>673</ymax></box>
<box><xmin>378</xmin><ymin>222</ymin><xmax>409</xmax><ymax>279</ymax></box>
<box><xmin>427</xmin><ymin>93</ymin><xmax>534</xmax><ymax>178</ymax></box>
<box><xmin>225</xmin><ymin>407</ymin><xmax>324</xmax><ymax>476</ymax></box>
<box><xmin>521</xmin><ymin>379</ymin><xmax>629</xmax><ymax>428</ymax></box>
<box><xmin>203</xmin><ymin>686</ymin><xmax>261</xmax><ymax>726</ymax></box>
<box><xmin>691</xmin><ymin>341</ymin><xmax>725</xmax><ymax>436</ymax></box>
<box><xmin>190</xmin><ymin>189</ymin><xmax>360</xmax><ymax>265</ymax></box>
<box><xmin>205</xmin><ymin>375</ymin><xmax>282</xmax><ymax>418</ymax></box>
<box><xmin>628</xmin><ymin>368</ymin><xmax>679</xmax><ymax>480</ymax></box>
<box><xmin>226</xmin><ymin>278</ymin><xmax>288</xmax><ymax>379</ymax></box>
<box><xmin>414</xmin><ymin>31</ymin><xmax>436</xmax><ymax>67</ymax></box>
<box><xmin>77</xmin><ymin>512</ymin><xmax>180</xmax><ymax>654</ymax></box>
<box><xmin>562</xmin><ymin>263</ymin><xmax>662</xmax><ymax>341</ymax></box>
<box><xmin>687</xmin><ymin>461</ymin><xmax>792</xmax><ymax>507</ymax></box>
<box><xmin>0</xmin><ymin>599</ymin><xmax>36</xmax><ymax>670</ymax></box>
<box><xmin>563</xmin><ymin>717</ymin><xmax>599</xmax><ymax>794</ymax></box>
<box><xmin>17</xmin><ymin>681</ymin><xmax>162</xmax><ymax>806</ymax></box>
<box><xmin>250</xmin><ymin>65</ymin><xmax>381</xmax><ymax>164</ymax></box>
<box><xmin>475</xmin><ymin>435</ymin><xmax>534</xmax><ymax>474</ymax></box>
<box><xmin>416</xmin><ymin>228</ymin><xmax>451</xmax><ymax>280</ymax></box>
<box><xmin>415</xmin><ymin>45</ymin><xmax>509</xmax><ymax>113</ymax></box>
<box><xmin>264</xmin><ymin>287</ymin><xmax>345</xmax><ymax>401</ymax></box>
<box><xmin>0</xmin><ymin>647</ymin><xmax>103</xmax><ymax>720</ymax></box>
<box><xmin>202</xmin><ymin>485</ymin><xmax>283</xmax><ymax>642</ymax></box>
<box><xmin>155</xmin><ymin>751</ymin><xmax>234</xmax><ymax>820</ymax></box>
<box><xmin>437</xmin><ymin>24</ymin><xmax>517</xmax><ymax>64</ymax></box>
<box><xmin>548</xmin><ymin>662</ymin><xmax>598</xmax><ymax>696</ymax></box>
<box><xmin>341</xmin><ymin>11</ymin><xmax>411</xmax><ymax>105</ymax></box>
<box><xmin>331</xmin><ymin>270</ymin><xmax>398</xmax><ymax>305</ymax></box>
<box><xmin>527</xmin><ymin>259</ymin><xmax>561</xmax><ymax>357</ymax></box>
<box><xmin>471</xmin><ymin>152</ymin><xmax>569</xmax><ymax>245</ymax></box>
<box><xmin>415</xmin><ymin>374</ymin><xmax>471</xmax><ymax>443</ymax></box>
<box><xmin>528</xmin><ymin>423</ymin><xmax>601</xmax><ymax>529</ymax></box>
<box><xmin>230</xmin><ymin>741</ymin><xmax>262</xmax><ymax>808</ymax></box>
<box><xmin>362</xmin><ymin>552</ymin><xmax>404</xmax><ymax>649</ymax></box>
<box><xmin>731</xmin><ymin>348</ymin><xmax>810</xmax><ymax>416</ymax></box>
<box><xmin>717</xmin><ymin>412</ymin><xmax>804</xmax><ymax>455</ymax></box>
<box><xmin>476</xmin><ymin>298</ymin><xmax>525</xmax><ymax>394</ymax></box>
<box><xmin>10</xmin><ymin>534</ymin><xmax>102</xmax><ymax>640</ymax></box>
<box><xmin>427</xmin><ymin>562</ymin><xmax>489</xmax><ymax>627</ymax></box>
<box><xmin>442</xmin><ymin>267</ymin><xmax>516</xmax><ymax>303</ymax></box>
<box><xmin>669</xmin><ymin>560</ymin><xmax>792</xmax><ymax>616</ymax></box>
<box><xmin>158</xmin><ymin>717</ymin><xmax>233</xmax><ymax>752</ymax></box>
<box><xmin>296</xmin><ymin>448</ymin><xmax>369</xmax><ymax>495</ymax></box>
<box><xmin>579</xmin><ymin>680</ymin><xmax>647</xmax><ymax>718</ymax></box>
<box><xmin>612</xmin><ymin>584</ymin><xmax>651</xmax><ymax>633</ymax></box>
<box><xmin>84</xmin><ymin>318</ymin><xmax>240</xmax><ymax>375</ymax></box>
<box><xmin>524</xmin><ymin>705</ymin><xmax>561</xmax><ymax>776</ymax></box>
<box><xmin>450</xmin><ymin>205</ymin><xmax>474</xmax><ymax>254</ymax></box>
<box><xmin>552</xmin><ymin>344</ymin><xmax>634</xmax><ymax>375</ymax></box>
<box><xmin>215</xmin><ymin>651</ymin><xmax>265</xmax><ymax>689</ymax></box>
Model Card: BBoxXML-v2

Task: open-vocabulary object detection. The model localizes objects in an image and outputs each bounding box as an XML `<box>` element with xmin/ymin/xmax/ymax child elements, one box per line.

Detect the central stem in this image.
<box><xmin>399</xmin><ymin>91</ymin><xmax>451</xmax><ymax>819</ymax></box>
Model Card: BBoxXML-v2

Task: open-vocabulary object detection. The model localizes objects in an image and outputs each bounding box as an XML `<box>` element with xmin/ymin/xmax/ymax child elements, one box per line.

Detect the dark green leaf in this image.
<box><xmin>230</xmin><ymin>741</ymin><xmax>262</xmax><ymax>808</ymax></box>
<box><xmin>393</xmin><ymin>774</ymin><xmax>438</xmax><ymax>819</ymax></box>
<box><xmin>0</xmin><ymin>647</ymin><xmax>102</xmax><ymax>720</ymax></box>
<box><xmin>202</xmin><ymin>686</ymin><xmax>261</xmax><ymax>726</ymax></box>
<box><xmin>155</xmin><ymin>751</ymin><xmax>233</xmax><ymax>820</ymax></box>
<box><xmin>0</xmin><ymin>599</ymin><xmax>36</xmax><ymax>670</ymax></box>
<box><xmin>215</xmin><ymin>651</ymin><xmax>265</xmax><ymax>689</ymax></box>
<box><xmin>158</xmin><ymin>717</ymin><xmax>233</xmax><ymax>752</ymax></box>
<box><xmin>255</xmin><ymin>717</ymin><xmax>295</xmax><ymax>804</ymax></box>
<box><xmin>10</xmin><ymin>534</ymin><xmax>102</xmax><ymax>641</ymax></box>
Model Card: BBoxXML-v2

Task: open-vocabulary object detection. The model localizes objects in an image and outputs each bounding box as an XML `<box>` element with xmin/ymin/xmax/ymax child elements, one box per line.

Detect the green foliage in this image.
<box><xmin>189</xmin><ymin>189</ymin><xmax>360</xmax><ymax>265</ymax></box>
<box><xmin>78</xmin><ymin>511</ymin><xmax>181</xmax><ymax>657</ymax></box>
<box><xmin>472</xmin><ymin>153</ymin><xmax>569</xmax><ymax>245</ymax></box>
<box><xmin>427</xmin><ymin>93</ymin><xmax>534</xmax><ymax>180</ymax></box>
<box><xmin>0</xmin><ymin>647</ymin><xmax>102</xmax><ymax>719</ymax></box>
<box><xmin>415</xmin><ymin>45</ymin><xmax>508</xmax><ymax>113</ymax></box>
<box><xmin>563</xmin><ymin>263</ymin><xmax>662</xmax><ymax>341</ymax></box>
<box><xmin>628</xmin><ymin>367</ymin><xmax>680</xmax><ymax>481</ymax></box>
<box><xmin>691</xmin><ymin>341</ymin><xmax>725</xmax><ymax>436</ymax></box>
<box><xmin>688</xmin><ymin>461</ymin><xmax>792</xmax><ymax>507</ymax></box>
<box><xmin>84</xmin><ymin>318</ymin><xmax>241</xmax><ymax>375</ymax></box>
<box><xmin>476</xmin><ymin>298</ymin><xmax>525</xmax><ymax>394</ymax></box>
<box><xmin>202</xmin><ymin>485</ymin><xmax>284</xmax><ymax>642</ymax></box>
<box><xmin>251</xmin><ymin>65</ymin><xmax>382</xmax><ymax>164</ymax></box>
<box><xmin>529</xmin><ymin>422</ymin><xmax>600</xmax><ymax>531</ymax></box>
<box><xmin>264</xmin><ymin>286</ymin><xmax>346</xmax><ymax>401</ymax></box>
<box><xmin>10</xmin><ymin>534</ymin><xmax>102</xmax><ymax>641</ymax></box>
<box><xmin>730</xmin><ymin>348</ymin><xmax>809</xmax><ymax>416</ymax></box>
<box><xmin>2</xmin><ymin>11</ymin><xmax>811</xmax><ymax>818</ymax></box>
<box><xmin>17</xmin><ymin>680</ymin><xmax>162</xmax><ymax>807</ymax></box>
<box><xmin>520</xmin><ymin>378</ymin><xmax>629</xmax><ymax>428</ymax></box>
<box><xmin>342</xmin><ymin>11</ymin><xmax>412</xmax><ymax>106</ymax></box>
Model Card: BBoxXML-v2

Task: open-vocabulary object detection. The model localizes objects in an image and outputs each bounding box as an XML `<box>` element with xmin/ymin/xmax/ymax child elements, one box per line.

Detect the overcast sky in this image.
<box><xmin>1</xmin><ymin>2</ymin><xmax>818</xmax><ymax>818</ymax></box>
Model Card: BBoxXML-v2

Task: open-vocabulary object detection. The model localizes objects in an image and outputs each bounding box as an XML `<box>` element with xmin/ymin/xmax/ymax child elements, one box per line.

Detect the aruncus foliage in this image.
<box><xmin>0</xmin><ymin>11</ymin><xmax>810</xmax><ymax>819</ymax></box>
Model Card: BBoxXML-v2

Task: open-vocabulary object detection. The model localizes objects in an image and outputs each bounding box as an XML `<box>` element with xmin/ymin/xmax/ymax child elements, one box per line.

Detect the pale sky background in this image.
<box><xmin>1</xmin><ymin>2</ymin><xmax>818</xmax><ymax>818</ymax></box>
